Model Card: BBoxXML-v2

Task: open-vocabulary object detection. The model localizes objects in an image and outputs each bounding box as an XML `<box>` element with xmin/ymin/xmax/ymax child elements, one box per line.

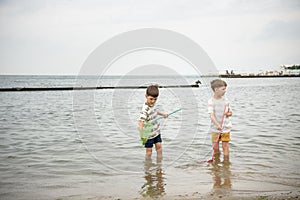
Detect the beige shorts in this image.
<box><xmin>212</xmin><ymin>132</ymin><xmax>230</xmax><ymax>142</ymax></box>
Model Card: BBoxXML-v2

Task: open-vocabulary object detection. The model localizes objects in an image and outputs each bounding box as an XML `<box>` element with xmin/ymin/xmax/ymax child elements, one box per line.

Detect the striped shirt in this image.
<box><xmin>139</xmin><ymin>103</ymin><xmax>160</xmax><ymax>139</ymax></box>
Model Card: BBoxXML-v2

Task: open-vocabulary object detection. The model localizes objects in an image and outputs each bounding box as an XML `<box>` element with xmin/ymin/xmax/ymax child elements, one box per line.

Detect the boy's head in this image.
<box><xmin>211</xmin><ymin>79</ymin><xmax>227</xmax><ymax>91</ymax></box>
<box><xmin>211</xmin><ymin>79</ymin><xmax>227</xmax><ymax>96</ymax></box>
<box><xmin>145</xmin><ymin>85</ymin><xmax>159</xmax><ymax>107</ymax></box>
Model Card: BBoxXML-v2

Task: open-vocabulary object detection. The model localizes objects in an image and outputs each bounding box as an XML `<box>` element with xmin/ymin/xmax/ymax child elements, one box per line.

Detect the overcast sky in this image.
<box><xmin>0</xmin><ymin>0</ymin><xmax>299</xmax><ymax>75</ymax></box>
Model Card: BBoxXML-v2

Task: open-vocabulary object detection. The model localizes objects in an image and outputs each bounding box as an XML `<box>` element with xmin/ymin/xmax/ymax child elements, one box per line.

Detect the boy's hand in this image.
<box><xmin>225</xmin><ymin>111</ymin><xmax>232</xmax><ymax>117</ymax></box>
<box><xmin>157</xmin><ymin>111</ymin><xmax>168</xmax><ymax>118</ymax></box>
<box><xmin>217</xmin><ymin>124</ymin><xmax>222</xmax><ymax>130</ymax></box>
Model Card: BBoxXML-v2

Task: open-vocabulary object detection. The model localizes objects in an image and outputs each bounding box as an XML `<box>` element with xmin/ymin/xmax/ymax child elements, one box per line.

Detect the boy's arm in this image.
<box><xmin>138</xmin><ymin>120</ymin><xmax>144</xmax><ymax>130</ymax></box>
<box><xmin>225</xmin><ymin>102</ymin><xmax>232</xmax><ymax>117</ymax></box>
<box><xmin>157</xmin><ymin>111</ymin><xmax>168</xmax><ymax>118</ymax></box>
<box><xmin>210</xmin><ymin>113</ymin><xmax>222</xmax><ymax>130</ymax></box>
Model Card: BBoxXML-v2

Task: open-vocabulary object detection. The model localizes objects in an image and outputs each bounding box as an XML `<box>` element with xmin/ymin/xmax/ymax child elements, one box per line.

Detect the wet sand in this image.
<box><xmin>60</xmin><ymin>156</ymin><xmax>299</xmax><ymax>200</ymax></box>
<box><xmin>61</xmin><ymin>189</ymin><xmax>300</xmax><ymax>200</ymax></box>
<box><xmin>68</xmin><ymin>188</ymin><xmax>299</xmax><ymax>200</ymax></box>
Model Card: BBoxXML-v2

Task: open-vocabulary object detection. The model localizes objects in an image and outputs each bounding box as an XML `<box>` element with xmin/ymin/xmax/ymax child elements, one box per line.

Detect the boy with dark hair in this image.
<box><xmin>138</xmin><ymin>85</ymin><xmax>168</xmax><ymax>159</ymax></box>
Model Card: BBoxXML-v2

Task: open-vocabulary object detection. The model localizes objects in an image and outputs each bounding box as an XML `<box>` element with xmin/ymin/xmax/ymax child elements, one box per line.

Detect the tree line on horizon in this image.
<box><xmin>281</xmin><ymin>65</ymin><xmax>300</xmax><ymax>70</ymax></box>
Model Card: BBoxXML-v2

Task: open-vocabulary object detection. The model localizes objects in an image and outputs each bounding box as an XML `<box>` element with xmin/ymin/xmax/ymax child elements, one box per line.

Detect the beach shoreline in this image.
<box><xmin>60</xmin><ymin>189</ymin><xmax>300</xmax><ymax>200</ymax></box>
<box><xmin>57</xmin><ymin>175</ymin><xmax>299</xmax><ymax>200</ymax></box>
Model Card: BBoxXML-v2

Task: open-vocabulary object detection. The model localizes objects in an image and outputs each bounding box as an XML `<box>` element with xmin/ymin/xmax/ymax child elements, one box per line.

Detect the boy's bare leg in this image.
<box><xmin>213</xmin><ymin>142</ymin><xmax>220</xmax><ymax>155</ymax></box>
<box><xmin>145</xmin><ymin>148</ymin><xmax>152</xmax><ymax>159</ymax></box>
<box><xmin>222</xmin><ymin>141</ymin><xmax>229</xmax><ymax>157</ymax></box>
<box><xmin>155</xmin><ymin>142</ymin><xmax>162</xmax><ymax>159</ymax></box>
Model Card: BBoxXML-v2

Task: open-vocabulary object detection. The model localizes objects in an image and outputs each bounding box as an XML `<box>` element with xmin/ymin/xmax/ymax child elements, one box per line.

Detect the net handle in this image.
<box><xmin>150</xmin><ymin>108</ymin><xmax>182</xmax><ymax>123</ymax></box>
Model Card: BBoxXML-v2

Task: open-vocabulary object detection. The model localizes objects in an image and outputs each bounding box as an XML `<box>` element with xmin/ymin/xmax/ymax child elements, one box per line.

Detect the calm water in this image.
<box><xmin>0</xmin><ymin>76</ymin><xmax>299</xmax><ymax>199</ymax></box>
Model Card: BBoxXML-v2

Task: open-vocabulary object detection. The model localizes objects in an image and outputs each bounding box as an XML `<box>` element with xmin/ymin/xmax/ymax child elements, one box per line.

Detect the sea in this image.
<box><xmin>0</xmin><ymin>75</ymin><xmax>299</xmax><ymax>199</ymax></box>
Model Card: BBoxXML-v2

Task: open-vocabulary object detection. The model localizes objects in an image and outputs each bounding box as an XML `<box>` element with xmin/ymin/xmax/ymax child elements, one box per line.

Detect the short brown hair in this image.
<box><xmin>146</xmin><ymin>85</ymin><xmax>159</xmax><ymax>97</ymax></box>
<box><xmin>211</xmin><ymin>79</ymin><xmax>227</xmax><ymax>91</ymax></box>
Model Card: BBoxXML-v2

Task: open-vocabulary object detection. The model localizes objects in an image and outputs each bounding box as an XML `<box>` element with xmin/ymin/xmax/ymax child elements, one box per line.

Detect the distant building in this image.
<box><xmin>219</xmin><ymin>65</ymin><xmax>300</xmax><ymax>77</ymax></box>
<box><xmin>264</xmin><ymin>70</ymin><xmax>281</xmax><ymax>76</ymax></box>
<box><xmin>281</xmin><ymin>65</ymin><xmax>300</xmax><ymax>75</ymax></box>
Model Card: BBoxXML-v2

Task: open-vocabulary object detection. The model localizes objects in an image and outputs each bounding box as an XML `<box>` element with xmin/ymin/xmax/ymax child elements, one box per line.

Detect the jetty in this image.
<box><xmin>0</xmin><ymin>80</ymin><xmax>201</xmax><ymax>92</ymax></box>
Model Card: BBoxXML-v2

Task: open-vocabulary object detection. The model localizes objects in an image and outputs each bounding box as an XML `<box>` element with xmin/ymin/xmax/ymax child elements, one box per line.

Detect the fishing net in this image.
<box><xmin>138</xmin><ymin>108</ymin><xmax>182</xmax><ymax>145</ymax></box>
<box><xmin>139</xmin><ymin>123</ymin><xmax>153</xmax><ymax>145</ymax></box>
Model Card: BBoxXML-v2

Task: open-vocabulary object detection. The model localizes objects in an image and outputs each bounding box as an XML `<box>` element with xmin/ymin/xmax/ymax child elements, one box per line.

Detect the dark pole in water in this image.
<box><xmin>0</xmin><ymin>80</ymin><xmax>201</xmax><ymax>92</ymax></box>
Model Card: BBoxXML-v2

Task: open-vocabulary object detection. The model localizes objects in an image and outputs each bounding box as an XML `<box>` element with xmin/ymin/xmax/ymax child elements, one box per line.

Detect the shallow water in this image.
<box><xmin>0</xmin><ymin>76</ymin><xmax>299</xmax><ymax>199</ymax></box>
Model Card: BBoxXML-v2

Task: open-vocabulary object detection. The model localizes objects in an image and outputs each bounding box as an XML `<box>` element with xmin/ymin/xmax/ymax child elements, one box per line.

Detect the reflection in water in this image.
<box><xmin>209</xmin><ymin>155</ymin><xmax>232</xmax><ymax>196</ymax></box>
<box><xmin>140</xmin><ymin>157</ymin><xmax>166</xmax><ymax>198</ymax></box>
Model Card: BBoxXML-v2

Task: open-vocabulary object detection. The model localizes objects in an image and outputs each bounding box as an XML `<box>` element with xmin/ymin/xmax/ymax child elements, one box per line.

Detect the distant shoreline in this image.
<box><xmin>219</xmin><ymin>74</ymin><xmax>300</xmax><ymax>78</ymax></box>
<box><xmin>0</xmin><ymin>74</ymin><xmax>299</xmax><ymax>78</ymax></box>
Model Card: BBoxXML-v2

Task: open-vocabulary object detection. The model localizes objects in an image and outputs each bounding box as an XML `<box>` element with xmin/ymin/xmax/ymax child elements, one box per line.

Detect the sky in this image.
<box><xmin>0</xmin><ymin>0</ymin><xmax>299</xmax><ymax>75</ymax></box>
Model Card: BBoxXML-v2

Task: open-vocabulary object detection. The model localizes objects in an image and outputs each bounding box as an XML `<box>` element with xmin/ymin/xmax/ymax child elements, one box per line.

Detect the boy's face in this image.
<box><xmin>214</xmin><ymin>86</ymin><xmax>226</xmax><ymax>97</ymax></box>
<box><xmin>145</xmin><ymin>95</ymin><xmax>157</xmax><ymax>107</ymax></box>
